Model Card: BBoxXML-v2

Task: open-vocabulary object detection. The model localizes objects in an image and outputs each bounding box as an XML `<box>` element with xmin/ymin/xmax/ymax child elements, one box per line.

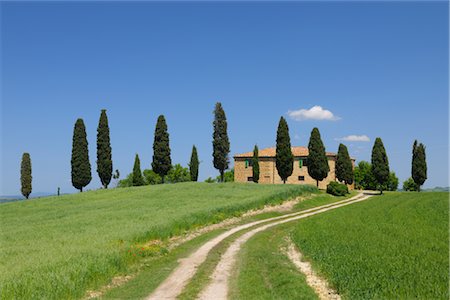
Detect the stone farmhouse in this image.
<box><xmin>234</xmin><ymin>146</ymin><xmax>355</xmax><ymax>189</ymax></box>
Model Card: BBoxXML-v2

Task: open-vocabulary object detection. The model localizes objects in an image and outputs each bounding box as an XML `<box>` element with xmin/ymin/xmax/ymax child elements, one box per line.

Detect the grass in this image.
<box><xmin>0</xmin><ymin>182</ymin><xmax>316</xmax><ymax>299</ymax></box>
<box><xmin>230</xmin><ymin>224</ymin><xmax>318</xmax><ymax>300</ymax></box>
<box><xmin>228</xmin><ymin>192</ymin><xmax>358</xmax><ymax>300</ymax></box>
<box><xmin>292</xmin><ymin>192</ymin><xmax>449</xmax><ymax>299</ymax></box>
<box><xmin>101</xmin><ymin>191</ymin><xmax>355</xmax><ymax>299</ymax></box>
<box><xmin>102</xmin><ymin>228</ymin><xmax>227</xmax><ymax>299</ymax></box>
<box><xmin>294</xmin><ymin>190</ymin><xmax>358</xmax><ymax>211</ymax></box>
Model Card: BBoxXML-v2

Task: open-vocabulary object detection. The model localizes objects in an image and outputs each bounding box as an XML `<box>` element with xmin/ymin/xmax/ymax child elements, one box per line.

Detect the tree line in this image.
<box><xmin>19</xmin><ymin>103</ymin><xmax>427</xmax><ymax>198</ymax></box>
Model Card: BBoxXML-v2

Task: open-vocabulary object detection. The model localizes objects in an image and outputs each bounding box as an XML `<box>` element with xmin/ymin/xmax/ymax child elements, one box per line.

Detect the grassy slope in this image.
<box><xmin>0</xmin><ymin>182</ymin><xmax>315</xmax><ymax>299</ymax></box>
<box><xmin>292</xmin><ymin>192</ymin><xmax>449</xmax><ymax>299</ymax></box>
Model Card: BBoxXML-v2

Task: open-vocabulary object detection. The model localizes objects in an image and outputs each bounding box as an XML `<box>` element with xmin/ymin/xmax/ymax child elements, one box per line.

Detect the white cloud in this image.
<box><xmin>287</xmin><ymin>106</ymin><xmax>340</xmax><ymax>121</ymax></box>
<box><xmin>335</xmin><ymin>135</ymin><xmax>370</xmax><ymax>142</ymax></box>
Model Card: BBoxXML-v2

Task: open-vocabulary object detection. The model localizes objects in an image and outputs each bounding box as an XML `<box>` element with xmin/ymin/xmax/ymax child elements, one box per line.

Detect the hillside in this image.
<box><xmin>0</xmin><ymin>183</ymin><xmax>315</xmax><ymax>299</ymax></box>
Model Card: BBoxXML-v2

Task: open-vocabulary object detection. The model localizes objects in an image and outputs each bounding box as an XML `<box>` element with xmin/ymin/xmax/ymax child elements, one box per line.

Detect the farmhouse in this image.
<box><xmin>234</xmin><ymin>146</ymin><xmax>355</xmax><ymax>189</ymax></box>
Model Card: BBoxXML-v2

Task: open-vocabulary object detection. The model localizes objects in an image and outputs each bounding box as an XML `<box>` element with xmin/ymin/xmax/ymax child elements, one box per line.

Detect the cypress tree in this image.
<box><xmin>212</xmin><ymin>102</ymin><xmax>230</xmax><ymax>182</ymax></box>
<box><xmin>96</xmin><ymin>109</ymin><xmax>113</xmax><ymax>189</ymax></box>
<box><xmin>71</xmin><ymin>118</ymin><xmax>91</xmax><ymax>192</ymax></box>
<box><xmin>307</xmin><ymin>127</ymin><xmax>330</xmax><ymax>187</ymax></box>
<box><xmin>371</xmin><ymin>137</ymin><xmax>390</xmax><ymax>194</ymax></box>
<box><xmin>20</xmin><ymin>152</ymin><xmax>32</xmax><ymax>199</ymax></box>
<box><xmin>132</xmin><ymin>154</ymin><xmax>145</xmax><ymax>186</ymax></box>
<box><xmin>189</xmin><ymin>145</ymin><xmax>199</xmax><ymax>182</ymax></box>
<box><xmin>336</xmin><ymin>143</ymin><xmax>353</xmax><ymax>185</ymax></box>
<box><xmin>252</xmin><ymin>145</ymin><xmax>260</xmax><ymax>183</ymax></box>
<box><xmin>275</xmin><ymin>117</ymin><xmax>293</xmax><ymax>183</ymax></box>
<box><xmin>152</xmin><ymin>115</ymin><xmax>172</xmax><ymax>183</ymax></box>
<box><xmin>412</xmin><ymin>140</ymin><xmax>427</xmax><ymax>192</ymax></box>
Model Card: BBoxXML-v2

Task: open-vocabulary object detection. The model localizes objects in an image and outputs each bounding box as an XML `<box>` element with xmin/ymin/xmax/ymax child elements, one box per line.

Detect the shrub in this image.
<box><xmin>166</xmin><ymin>164</ymin><xmax>190</xmax><ymax>183</ymax></box>
<box><xmin>216</xmin><ymin>168</ymin><xmax>234</xmax><ymax>182</ymax></box>
<box><xmin>326</xmin><ymin>181</ymin><xmax>349</xmax><ymax>196</ymax></box>
<box><xmin>403</xmin><ymin>177</ymin><xmax>418</xmax><ymax>191</ymax></box>
<box><xmin>204</xmin><ymin>177</ymin><xmax>215</xmax><ymax>183</ymax></box>
<box><xmin>143</xmin><ymin>169</ymin><xmax>162</xmax><ymax>185</ymax></box>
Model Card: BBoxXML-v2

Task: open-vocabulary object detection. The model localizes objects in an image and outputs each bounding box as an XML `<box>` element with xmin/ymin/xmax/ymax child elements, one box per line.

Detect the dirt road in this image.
<box><xmin>147</xmin><ymin>193</ymin><xmax>372</xmax><ymax>300</ymax></box>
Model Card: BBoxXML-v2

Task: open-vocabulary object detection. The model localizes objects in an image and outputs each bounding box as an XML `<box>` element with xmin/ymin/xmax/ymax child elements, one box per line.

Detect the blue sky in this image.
<box><xmin>1</xmin><ymin>1</ymin><xmax>448</xmax><ymax>195</ymax></box>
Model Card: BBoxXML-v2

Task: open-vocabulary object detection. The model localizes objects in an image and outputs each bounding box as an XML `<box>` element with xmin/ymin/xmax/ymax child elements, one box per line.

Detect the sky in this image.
<box><xmin>1</xmin><ymin>1</ymin><xmax>448</xmax><ymax>195</ymax></box>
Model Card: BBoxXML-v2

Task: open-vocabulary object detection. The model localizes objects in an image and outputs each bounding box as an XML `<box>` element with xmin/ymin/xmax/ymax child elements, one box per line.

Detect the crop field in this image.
<box><xmin>292</xmin><ymin>192</ymin><xmax>449</xmax><ymax>299</ymax></box>
<box><xmin>0</xmin><ymin>183</ymin><xmax>316</xmax><ymax>299</ymax></box>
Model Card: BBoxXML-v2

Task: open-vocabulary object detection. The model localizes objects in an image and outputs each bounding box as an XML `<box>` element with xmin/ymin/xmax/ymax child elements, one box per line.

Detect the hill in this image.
<box><xmin>0</xmin><ymin>183</ymin><xmax>315</xmax><ymax>299</ymax></box>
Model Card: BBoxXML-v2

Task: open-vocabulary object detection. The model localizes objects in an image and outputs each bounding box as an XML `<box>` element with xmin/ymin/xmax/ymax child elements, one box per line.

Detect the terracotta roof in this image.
<box><xmin>234</xmin><ymin>146</ymin><xmax>337</xmax><ymax>158</ymax></box>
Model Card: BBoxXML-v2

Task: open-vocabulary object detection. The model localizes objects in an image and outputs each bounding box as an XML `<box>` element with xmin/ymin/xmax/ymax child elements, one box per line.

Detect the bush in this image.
<box><xmin>166</xmin><ymin>164</ymin><xmax>191</xmax><ymax>183</ymax></box>
<box><xmin>327</xmin><ymin>181</ymin><xmax>349</xmax><ymax>196</ymax></box>
<box><xmin>215</xmin><ymin>169</ymin><xmax>234</xmax><ymax>183</ymax></box>
<box><xmin>118</xmin><ymin>173</ymin><xmax>133</xmax><ymax>187</ymax></box>
<box><xmin>204</xmin><ymin>177</ymin><xmax>215</xmax><ymax>183</ymax></box>
<box><xmin>403</xmin><ymin>177</ymin><xmax>418</xmax><ymax>191</ymax></box>
<box><xmin>143</xmin><ymin>169</ymin><xmax>162</xmax><ymax>185</ymax></box>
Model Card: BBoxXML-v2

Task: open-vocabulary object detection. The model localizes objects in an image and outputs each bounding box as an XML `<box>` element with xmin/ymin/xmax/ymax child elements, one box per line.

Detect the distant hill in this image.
<box><xmin>0</xmin><ymin>192</ymin><xmax>55</xmax><ymax>204</ymax></box>
<box><xmin>423</xmin><ymin>187</ymin><xmax>449</xmax><ymax>192</ymax></box>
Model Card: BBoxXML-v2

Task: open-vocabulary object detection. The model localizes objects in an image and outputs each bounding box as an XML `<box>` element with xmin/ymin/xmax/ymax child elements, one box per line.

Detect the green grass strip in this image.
<box><xmin>291</xmin><ymin>192</ymin><xmax>449</xmax><ymax>299</ymax></box>
<box><xmin>230</xmin><ymin>223</ymin><xmax>318</xmax><ymax>300</ymax></box>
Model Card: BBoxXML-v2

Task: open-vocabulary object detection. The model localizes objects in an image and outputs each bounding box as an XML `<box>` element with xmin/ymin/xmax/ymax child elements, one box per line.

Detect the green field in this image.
<box><xmin>292</xmin><ymin>192</ymin><xmax>449</xmax><ymax>299</ymax></box>
<box><xmin>0</xmin><ymin>183</ymin><xmax>316</xmax><ymax>299</ymax></box>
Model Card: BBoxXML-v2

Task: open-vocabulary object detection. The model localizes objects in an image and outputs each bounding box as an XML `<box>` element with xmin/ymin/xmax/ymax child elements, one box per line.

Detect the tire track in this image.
<box><xmin>147</xmin><ymin>193</ymin><xmax>370</xmax><ymax>300</ymax></box>
<box><xmin>198</xmin><ymin>194</ymin><xmax>372</xmax><ymax>300</ymax></box>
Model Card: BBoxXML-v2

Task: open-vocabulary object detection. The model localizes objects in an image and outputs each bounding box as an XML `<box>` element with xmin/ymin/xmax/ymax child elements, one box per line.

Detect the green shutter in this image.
<box><xmin>245</xmin><ymin>160</ymin><xmax>248</xmax><ymax>168</ymax></box>
<box><xmin>299</xmin><ymin>159</ymin><xmax>303</xmax><ymax>168</ymax></box>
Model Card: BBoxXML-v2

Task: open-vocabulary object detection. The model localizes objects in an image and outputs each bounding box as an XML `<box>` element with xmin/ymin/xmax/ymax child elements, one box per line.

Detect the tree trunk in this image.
<box><xmin>283</xmin><ymin>179</ymin><xmax>286</xmax><ymax>184</ymax></box>
<box><xmin>80</xmin><ymin>187</ymin><xmax>83</xmax><ymax>192</ymax></box>
<box><xmin>220</xmin><ymin>170</ymin><xmax>224</xmax><ymax>183</ymax></box>
<box><xmin>418</xmin><ymin>185</ymin><xmax>421</xmax><ymax>192</ymax></box>
<box><xmin>316</xmin><ymin>180</ymin><xmax>319</xmax><ymax>188</ymax></box>
<box><xmin>162</xmin><ymin>176</ymin><xmax>165</xmax><ymax>184</ymax></box>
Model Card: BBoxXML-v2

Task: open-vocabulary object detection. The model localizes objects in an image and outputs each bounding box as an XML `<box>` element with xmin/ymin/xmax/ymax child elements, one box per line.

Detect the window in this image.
<box><xmin>301</xmin><ymin>158</ymin><xmax>308</xmax><ymax>167</ymax></box>
<box><xmin>247</xmin><ymin>176</ymin><xmax>253</xmax><ymax>182</ymax></box>
<box><xmin>245</xmin><ymin>159</ymin><xmax>253</xmax><ymax>168</ymax></box>
<box><xmin>298</xmin><ymin>176</ymin><xmax>305</xmax><ymax>181</ymax></box>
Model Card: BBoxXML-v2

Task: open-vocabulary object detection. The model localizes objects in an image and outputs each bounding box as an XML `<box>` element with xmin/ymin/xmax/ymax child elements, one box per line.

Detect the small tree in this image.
<box><xmin>215</xmin><ymin>168</ymin><xmax>234</xmax><ymax>182</ymax></box>
<box><xmin>96</xmin><ymin>109</ymin><xmax>113</xmax><ymax>189</ymax></box>
<box><xmin>403</xmin><ymin>177</ymin><xmax>418</xmax><ymax>191</ymax></box>
<box><xmin>132</xmin><ymin>154</ymin><xmax>145</xmax><ymax>186</ymax></box>
<box><xmin>411</xmin><ymin>140</ymin><xmax>427</xmax><ymax>192</ymax></box>
<box><xmin>118</xmin><ymin>173</ymin><xmax>133</xmax><ymax>188</ymax></box>
<box><xmin>143</xmin><ymin>169</ymin><xmax>162</xmax><ymax>185</ymax></box>
<box><xmin>152</xmin><ymin>115</ymin><xmax>172</xmax><ymax>183</ymax></box>
<box><xmin>252</xmin><ymin>145</ymin><xmax>260</xmax><ymax>183</ymax></box>
<box><xmin>276</xmin><ymin>117</ymin><xmax>293</xmax><ymax>183</ymax></box>
<box><xmin>387</xmin><ymin>172</ymin><xmax>399</xmax><ymax>191</ymax></box>
<box><xmin>213</xmin><ymin>102</ymin><xmax>230</xmax><ymax>182</ymax></box>
<box><xmin>371</xmin><ymin>137</ymin><xmax>390</xmax><ymax>194</ymax></box>
<box><xmin>167</xmin><ymin>164</ymin><xmax>191</xmax><ymax>183</ymax></box>
<box><xmin>307</xmin><ymin>127</ymin><xmax>329</xmax><ymax>187</ymax></box>
<box><xmin>20</xmin><ymin>153</ymin><xmax>32</xmax><ymax>199</ymax></box>
<box><xmin>189</xmin><ymin>145</ymin><xmax>199</xmax><ymax>182</ymax></box>
<box><xmin>335</xmin><ymin>143</ymin><xmax>353</xmax><ymax>185</ymax></box>
<box><xmin>71</xmin><ymin>118</ymin><xmax>92</xmax><ymax>192</ymax></box>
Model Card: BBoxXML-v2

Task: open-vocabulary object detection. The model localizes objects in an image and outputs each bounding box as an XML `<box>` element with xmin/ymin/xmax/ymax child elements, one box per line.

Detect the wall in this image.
<box><xmin>234</xmin><ymin>156</ymin><xmax>354</xmax><ymax>190</ymax></box>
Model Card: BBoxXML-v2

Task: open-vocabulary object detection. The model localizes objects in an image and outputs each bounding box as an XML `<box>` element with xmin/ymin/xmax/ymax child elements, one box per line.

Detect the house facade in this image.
<box><xmin>234</xmin><ymin>146</ymin><xmax>354</xmax><ymax>190</ymax></box>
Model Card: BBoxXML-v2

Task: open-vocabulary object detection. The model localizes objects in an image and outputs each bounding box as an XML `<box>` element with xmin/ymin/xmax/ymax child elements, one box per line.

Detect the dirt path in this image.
<box><xmin>284</xmin><ymin>238</ymin><xmax>340</xmax><ymax>300</ymax></box>
<box><xmin>198</xmin><ymin>193</ymin><xmax>372</xmax><ymax>300</ymax></box>
<box><xmin>147</xmin><ymin>193</ymin><xmax>371</xmax><ymax>300</ymax></box>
